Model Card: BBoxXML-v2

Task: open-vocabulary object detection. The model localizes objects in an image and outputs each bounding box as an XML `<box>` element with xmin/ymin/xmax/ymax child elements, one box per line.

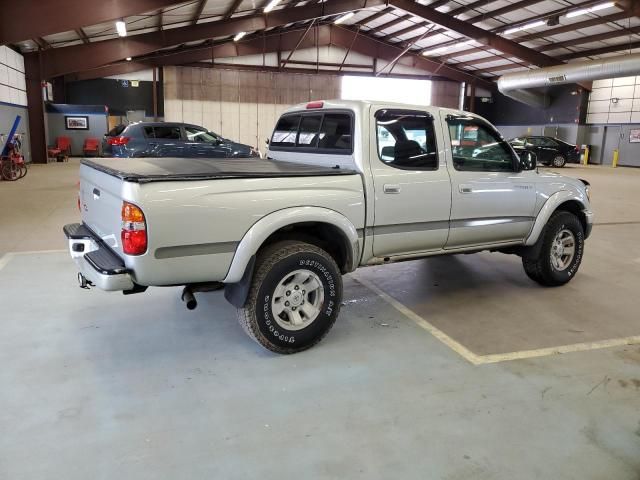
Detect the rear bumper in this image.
<box><xmin>63</xmin><ymin>223</ymin><xmax>134</xmax><ymax>291</ymax></box>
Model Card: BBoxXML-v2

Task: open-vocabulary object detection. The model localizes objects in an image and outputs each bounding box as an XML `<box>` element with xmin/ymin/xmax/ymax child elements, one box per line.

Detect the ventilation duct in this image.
<box><xmin>497</xmin><ymin>53</ymin><xmax>640</xmax><ymax>108</ymax></box>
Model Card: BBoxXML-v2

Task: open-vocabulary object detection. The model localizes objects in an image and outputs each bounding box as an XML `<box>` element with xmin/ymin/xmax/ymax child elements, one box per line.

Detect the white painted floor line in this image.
<box><xmin>353</xmin><ymin>273</ymin><xmax>640</xmax><ymax>365</ymax></box>
<box><xmin>352</xmin><ymin>274</ymin><xmax>484</xmax><ymax>365</ymax></box>
<box><xmin>0</xmin><ymin>250</ymin><xmax>66</xmax><ymax>273</ymax></box>
<box><xmin>480</xmin><ymin>336</ymin><xmax>640</xmax><ymax>364</ymax></box>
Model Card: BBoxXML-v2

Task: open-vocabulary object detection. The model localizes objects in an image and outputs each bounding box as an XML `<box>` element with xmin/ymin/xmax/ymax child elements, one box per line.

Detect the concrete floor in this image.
<box><xmin>1</xmin><ymin>161</ymin><xmax>639</xmax><ymax>479</ymax></box>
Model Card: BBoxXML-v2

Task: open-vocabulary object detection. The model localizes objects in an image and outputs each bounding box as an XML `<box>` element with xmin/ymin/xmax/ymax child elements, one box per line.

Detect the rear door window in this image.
<box><xmin>153</xmin><ymin>126</ymin><xmax>182</xmax><ymax>140</ymax></box>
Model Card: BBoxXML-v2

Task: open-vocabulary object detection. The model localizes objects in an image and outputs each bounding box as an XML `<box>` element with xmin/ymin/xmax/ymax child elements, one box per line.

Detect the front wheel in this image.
<box><xmin>237</xmin><ymin>240</ymin><xmax>343</xmax><ymax>354</ymax></box>
<box><xmin>522</xmin><ymin>211</ymin><xmax>584</xmax><ymax>286</ymax></box>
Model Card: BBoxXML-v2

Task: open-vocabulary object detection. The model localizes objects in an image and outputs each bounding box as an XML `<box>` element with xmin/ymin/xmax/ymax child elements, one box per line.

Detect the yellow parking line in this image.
<box><xmin>352</xmin><ymin>274</ymin><xmax>484</xmax><ymax>365</ymax></box>
<box><xmin>353</xmin><ymin>274</ymin><xmax>640</xmax><ymax>365</ymax></box>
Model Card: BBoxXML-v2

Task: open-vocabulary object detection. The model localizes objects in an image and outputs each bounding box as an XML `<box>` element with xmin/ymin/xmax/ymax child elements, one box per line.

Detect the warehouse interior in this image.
<box><xmin>1</xmin><ymin>0</ymin><xmax>640</xmax><ymax>478</ymax></box>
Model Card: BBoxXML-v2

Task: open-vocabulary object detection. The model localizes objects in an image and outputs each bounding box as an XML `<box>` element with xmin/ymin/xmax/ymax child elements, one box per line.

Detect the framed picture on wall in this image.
<box><xmin>630</xmin><ymin>129</ymin><xmax>640</xmax><ymax>143</ymax></box>
<box><xmin>65</xmin><ymin>116</ymin><xmax>89</xmax><ymax>130</ymax></box>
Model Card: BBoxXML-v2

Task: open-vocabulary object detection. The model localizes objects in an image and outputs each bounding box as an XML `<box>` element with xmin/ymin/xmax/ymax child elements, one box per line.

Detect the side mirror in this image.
<box><xmin>518</xmin><ymin>151</ymin><xmax>537</xmax><ymax>171</ymax></box>
<box><xmin>380</xmin><ymin>146</ymin><xmax>395</xmax><ymax>158</ymax></box>
<box><xmin>265</xmin><ymin>138</ymin><xmax>270</xmax><ymax>146</ymax></box>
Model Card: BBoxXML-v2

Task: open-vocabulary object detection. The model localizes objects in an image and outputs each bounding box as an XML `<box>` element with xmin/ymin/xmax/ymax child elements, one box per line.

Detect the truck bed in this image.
<box><xmin>83</xmin><ymin>157</ymin><xmax>357</xmax><ymax>183</ymax></box>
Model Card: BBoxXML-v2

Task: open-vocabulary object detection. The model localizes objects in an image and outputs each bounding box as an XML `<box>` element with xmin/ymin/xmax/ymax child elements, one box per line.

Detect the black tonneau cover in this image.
<box><xmin>82</xmin><ymin>157</ymin><xmax>356</xmax><ymax>183</ymax></box>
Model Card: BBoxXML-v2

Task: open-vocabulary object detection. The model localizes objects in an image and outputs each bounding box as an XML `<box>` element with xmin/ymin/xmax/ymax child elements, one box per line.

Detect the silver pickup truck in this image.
<box><xmin>64</xmin><ymin>100</ymin><xmax>593</xmax><ymax>353</ymax></box>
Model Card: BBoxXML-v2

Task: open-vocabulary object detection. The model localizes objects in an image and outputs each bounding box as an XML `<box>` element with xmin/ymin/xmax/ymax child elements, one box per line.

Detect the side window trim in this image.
<box><xmin>374</xmin><ymin>108</ymin><xmax>439</xmax><ymax>171</ymax></box>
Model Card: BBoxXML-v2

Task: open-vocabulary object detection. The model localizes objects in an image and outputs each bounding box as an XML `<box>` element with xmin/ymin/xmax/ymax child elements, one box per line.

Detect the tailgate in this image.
<box><xmin>79</xmin><ymin>162</ymin><xmax>128</xmax><ymax>256</ymax></box>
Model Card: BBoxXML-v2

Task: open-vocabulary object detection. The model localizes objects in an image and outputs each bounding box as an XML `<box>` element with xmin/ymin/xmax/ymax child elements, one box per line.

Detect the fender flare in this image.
<box><xmin>223</xmin><ymin>206</ymin><xmax>360</xmax><ymax>284</ymax></box>
<box><xmin>525</xmin><ymin>190</ymin><xmax>588</xmax><ymax>246</ymax></box>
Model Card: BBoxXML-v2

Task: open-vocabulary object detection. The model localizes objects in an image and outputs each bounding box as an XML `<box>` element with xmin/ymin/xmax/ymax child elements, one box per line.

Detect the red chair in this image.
<box><xmin>56</xmin><ymin>136</ymin><xmax>72</xmax><ymax>160</ymax></box>
<box><xmin>83</xmin><ymin>137</ymin><xmax>99</xmax><ymax>156</ymax></box>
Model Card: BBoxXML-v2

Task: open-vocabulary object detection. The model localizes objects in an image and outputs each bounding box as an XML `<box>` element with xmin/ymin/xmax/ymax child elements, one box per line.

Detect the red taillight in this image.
<box><xmin>306</xmin><ymin>101</ymin><xmax>324</xmax><ymax>109</ymax></box>
<box><xmin>121</xmin><ymin>201</ymin><xmax>147</xmax><ymax>255</ymax></box>
<box><xmin>107</xmin><ymin>136</ymin><xmax>130</xmax><ymax>146</ymax></box>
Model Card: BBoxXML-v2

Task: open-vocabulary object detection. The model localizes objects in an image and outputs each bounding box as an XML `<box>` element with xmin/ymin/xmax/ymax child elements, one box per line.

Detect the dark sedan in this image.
<box><xmin>508</xmin><ymin>136</ymin><xmax>580</xmax><ymax>167</ymax></box>
<box><xmin>102</xmin><ymin>122</ymin><xmax>260</xmax><ymax>159</ymax></box>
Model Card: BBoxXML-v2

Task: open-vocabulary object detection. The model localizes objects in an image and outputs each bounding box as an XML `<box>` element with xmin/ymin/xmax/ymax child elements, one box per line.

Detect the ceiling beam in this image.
<box><xmin>0</xmin><ymin>0</ymin><xmax>182</xmax><ymax>45</ymax></box>
<box><xmin>445</xmin><ymin>11</ymin><xmax>631</xmax><ymax>62</ymax></box>
<box><xmin>30</xmin><ymin>0</ymin><xmax>387</xmax><ymax>79</ymax></box>
<box><xmin>356</xmin><ymin>6</ymin><xmax>395</xmax><ymax>25</ymax></box>
<box><xmin>366</xmin><ymin>14</ymin><xmax>413</xmax><ymax>35</ymax></box>
<box><xmin>380</xmin><ymin>21</ymin><xmax>429</xmax><ymax>42</ymax></box>
<box><xmin>76</xmin><ymin>28</ymin><xmax>90</xmax><ymax>45</ymax></box>
<box><xmin>65</xmin><ymin>62</ymin><xmax>152</xmax><ymax>82</ymax></box>
<box><xmin>330</xmin><ymin>25</ymin><xmax>494</xmax><ymax>87</ymax></box>
<box><xmin>192</xmin><ymin>0</ymin><xmax>209</xmax><ymax>24</ymax></box>
<box><xmin>456</xmin><ymin>25</ymin><xmax>640</xmax><ymax>73</ymax></box>
<box><xmin>401</xmin><ymin>0</ymin><xmax>544</xmax><ymax>47</ymax></box>
<box><xmin>222</xmin><ymin>0</ymin><xmax>244</xmax><ymax>20</ymax></box>
<box><xmin>557</xmin><ymin>40</ymin><xmax>640</xmax><ymax>61</ymax></box>
<box><xmin>388</xmin><ymin>0</ymin><xmax>560</xmax><ymax>67</ymax></box>
<box><xmin>127</xmin><ymin>24</ymin><xmax>492</xmax><ymax>87</ymax></box>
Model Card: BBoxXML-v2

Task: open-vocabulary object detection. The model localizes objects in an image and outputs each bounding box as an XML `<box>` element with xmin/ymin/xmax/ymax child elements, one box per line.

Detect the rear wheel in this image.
<box><xmin>1</xmin><ymin>159</ymin><xmax>19</xmax><ymax>181</ymax></box>
<box><xmin>552</xmin><ymin>155</ymin><xmax>566</xmax><ymax>167</ymax></box>
<box><xmin>237</xmin><ymin>240</ymin><xmax>342</xmax><ymax>354</ymax></box>
<box><xmin>522</xmin><ymin>211</ymin><xmax>584</xmax><ymax>286</ymax></box>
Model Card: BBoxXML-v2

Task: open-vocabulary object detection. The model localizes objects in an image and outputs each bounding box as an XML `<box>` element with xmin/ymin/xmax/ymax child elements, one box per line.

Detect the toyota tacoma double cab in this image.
<box><xmin>64</xmin><ymin>100</ymin><xmax>593</xmax><ymax>353</ymax></box>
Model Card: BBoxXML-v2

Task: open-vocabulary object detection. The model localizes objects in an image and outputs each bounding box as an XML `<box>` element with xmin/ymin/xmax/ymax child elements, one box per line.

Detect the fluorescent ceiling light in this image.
<box><xmin>234</xmin><ymin>31</ymin><xmax>247</xmax><ymax>41</ymax></box>
<box><xmin>264</xmin><ymin>0</ymin><xmax>281</xmax><ymax>13</ymax></box>
<box><xmin>115</xmin><ymin>20</ymin><xmax>127</xmax><ymax>37</ymax></box>
<box><xmin>334</xmin><ymin>12</ymin><xmax>355</xmax><ymax>24</ymax></box>
<box><xmin>503</xmin><ymin>20</ymin><xmax>546</xmax><ymax>35</ymax></box>
<box><xmin>126</xmin><ymin>57</ymin><xmax>132</xmax><ymax>61</ymax></box>
<box><xmin>566</xmin><ymin>1</ymin><xmax>615</xmax><ymax>18</ymax></box>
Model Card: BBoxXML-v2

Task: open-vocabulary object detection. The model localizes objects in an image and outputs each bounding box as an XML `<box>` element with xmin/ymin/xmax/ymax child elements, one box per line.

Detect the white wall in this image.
<box><xmin>587</xmin><ymin>76</ymin><xmax>640</xmax><ymax>124</ymax></box>
<box><xmin>0</xmin><ymin>46</ymin><xmax>27</xmax><ymax>107</ymax></box>
<box><xmin>163</xmin><ymin>66</ymin><xmax>340</xmax><ymax>149</ymax></box>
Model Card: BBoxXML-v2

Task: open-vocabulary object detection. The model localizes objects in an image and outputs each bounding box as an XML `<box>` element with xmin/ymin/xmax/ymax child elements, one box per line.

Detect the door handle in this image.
<box><xmin>459</xmin><ymin>185</ymin><xmax>473</xmax><ymax>194</ymax></box>
<box><xmin>92</xmin><ymin>188</ymin><xmax>100</xmax><ymax>199</ymax></box>
<box><xmin>383</xmin><ymin>184</ymin><xmax>401</xmax><ymax>194</ymax></box>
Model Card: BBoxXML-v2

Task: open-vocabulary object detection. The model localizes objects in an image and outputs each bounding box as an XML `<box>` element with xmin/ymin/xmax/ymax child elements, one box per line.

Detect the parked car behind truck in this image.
<box><xmin>65</xmin><ymin>100</ymin><xmax>593</xmax><ymax>354</ymax></box>
<box><xmin>103</xmin><ymin>122</ymin><xmax>260</xmax><ymax>159</ymax></box>
<box><xmin>508</xmin><ymin>136</ymin><xmax>580</xmax><ymax>167</ymax></box>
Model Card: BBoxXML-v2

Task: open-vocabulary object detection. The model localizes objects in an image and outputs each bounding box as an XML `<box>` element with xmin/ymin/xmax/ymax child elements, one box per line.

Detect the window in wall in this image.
<box><xmin>341</xmin><ymin>75</ymin><xmax>431</xmax><ymax>106</ymax></box>
<box><xmin>271</xmin><ymin>115</ymin><xmax>301</xmax><ymax>147</ymax></box>
<box><xmin>375</xmin><ymin>110</ymin><xmax>438</xmax><ymax>170</ymax></box>
<box><xmin>447</xmin><ymin>118</ymin><xmax>516</xmax><ymax>172</ymax></box>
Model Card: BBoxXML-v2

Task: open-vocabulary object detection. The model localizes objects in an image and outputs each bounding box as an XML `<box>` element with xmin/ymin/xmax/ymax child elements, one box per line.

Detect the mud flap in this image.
<box><xmin>224</xmin><ymin>255</ymin><xmax>256</xmax><ymax>308</ymax></box>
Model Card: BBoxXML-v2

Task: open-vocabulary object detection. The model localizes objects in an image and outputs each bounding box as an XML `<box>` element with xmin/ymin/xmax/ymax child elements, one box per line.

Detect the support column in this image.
<box><xmin>24</xmin><ymin>53</ymin><xmax>47</xmax><ymax>164</ymax></box>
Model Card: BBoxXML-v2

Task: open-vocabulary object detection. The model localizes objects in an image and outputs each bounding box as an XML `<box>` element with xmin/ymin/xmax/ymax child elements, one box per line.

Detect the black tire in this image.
<box><xmin>237</xmin><ymin>240</ymin><xmax>343</xmax><ymax>354</ymax></box>
<box><xmin>1</xmin><ymin>160</ymin><xmax>19</xmax><ymax>181</ymax></box>
<box><xmin>522</xmin><ymin>211</ymin><xmax>584</xmax><ymax>286</ymax></box>
<box><xmin>552</xmin><ymin>155</ymin><xmax>566</xmax><ymax>167</ymax></box>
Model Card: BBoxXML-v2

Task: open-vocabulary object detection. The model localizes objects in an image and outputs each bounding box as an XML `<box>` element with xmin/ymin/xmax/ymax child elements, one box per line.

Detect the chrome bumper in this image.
<box><xmin>64</xmin><ymin>223</ymin><xmax>134</xmax><ymax>291</ymax></box>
